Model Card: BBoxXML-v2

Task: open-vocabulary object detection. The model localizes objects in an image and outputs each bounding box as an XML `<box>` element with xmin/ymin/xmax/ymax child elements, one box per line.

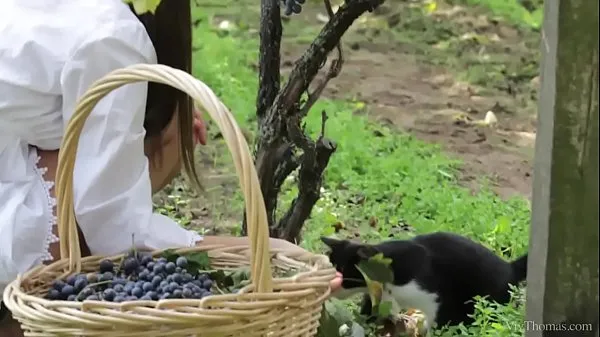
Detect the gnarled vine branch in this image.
<box><xmin>245</xmin><ymin>0</ymin><xmax>385</xmax><ymax>241</ymax></box>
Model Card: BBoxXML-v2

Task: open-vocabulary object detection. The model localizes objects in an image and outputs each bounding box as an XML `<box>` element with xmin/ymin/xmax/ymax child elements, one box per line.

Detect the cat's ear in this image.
<box><xmin>321</xmin><ymin>236</ymin><xmax>346</xmax><ymax>250</ymax></box>
<box><xmin>356</xmin><ymin>245</ymin><xmax>381</xmax><ymax>260</ymax></box>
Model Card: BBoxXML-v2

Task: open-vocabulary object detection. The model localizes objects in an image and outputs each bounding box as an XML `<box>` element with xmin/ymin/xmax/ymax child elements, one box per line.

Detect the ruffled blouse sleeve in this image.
<box><xmin>59</xmin><ymin>19</ymin><xmax>202</xmax><ymax>256</ymax></box>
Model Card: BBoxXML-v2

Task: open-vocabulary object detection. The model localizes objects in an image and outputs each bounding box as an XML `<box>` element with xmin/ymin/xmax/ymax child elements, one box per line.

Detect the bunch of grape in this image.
<box><xmin>281</xmin><ymin>0</ymin><xmax>305</xmax><ymax>16</ymax></box>
<box><xmin>45</xmin><ymin>253</ymin><xmax>214</xmax><ymax>303</ymax></box>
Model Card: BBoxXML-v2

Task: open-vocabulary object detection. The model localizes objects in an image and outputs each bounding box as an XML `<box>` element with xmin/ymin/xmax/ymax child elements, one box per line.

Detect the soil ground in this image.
<box><xmin>157</xmin><ymin>0</ymin><xmax>541</xmax><ymax>232</ymax></box>
<box><xmin>276</xmin><ymin>1</ymin><xmax>540</xmax><ymax>200</ymax></box>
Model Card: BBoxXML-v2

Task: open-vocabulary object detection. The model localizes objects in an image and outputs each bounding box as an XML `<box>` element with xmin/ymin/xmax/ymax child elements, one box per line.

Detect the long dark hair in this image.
<box><xmin>131</xmin><ymin>0</ymin><xmax>200</xmax><ymax>190</ymax></box>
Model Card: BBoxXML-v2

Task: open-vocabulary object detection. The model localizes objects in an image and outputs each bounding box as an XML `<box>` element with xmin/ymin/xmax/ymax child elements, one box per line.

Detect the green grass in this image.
<box><xmin>454</xmin><ymin>0</ymin><xmax>544</xmax><ymax>29</ymax></box>
<box><xmin>178</xmin><ymin>4</ymin><xmax>532</xmax><ymax>336</ymax></box>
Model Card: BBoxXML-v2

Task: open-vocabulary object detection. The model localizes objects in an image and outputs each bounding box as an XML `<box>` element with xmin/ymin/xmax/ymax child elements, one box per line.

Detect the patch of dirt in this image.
<box><xmin>321</xmin><ymin>48</ymin><xmax>534</xmax><ymax>199</ymax></box>
<box><xmin>153</xmin><ymin>141</ymin><xmax>243</xmax><ymax>234</ymax></box>
<box><xmin>280</xmin><ymin>1</ymin><xmax>540</xmax><ymax>200</ymax></box>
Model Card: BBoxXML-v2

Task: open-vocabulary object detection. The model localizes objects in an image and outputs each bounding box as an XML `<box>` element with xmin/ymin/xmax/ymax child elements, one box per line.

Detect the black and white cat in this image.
<box><xmin>322</xmin><ymin>231</ymin><xmax>527</xmax><ymax>330</ymax></box>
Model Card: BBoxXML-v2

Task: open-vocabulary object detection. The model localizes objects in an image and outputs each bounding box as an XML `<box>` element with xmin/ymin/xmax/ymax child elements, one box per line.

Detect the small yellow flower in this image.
<box><xmin>123</xmin><ymin>0</ymin><xmax>162</xmax><ymax>15</ymax></box>
<box><xmin>424</xmin><ymin>1</ymin><xmax>437</xmax><ymax>14</ymax></box>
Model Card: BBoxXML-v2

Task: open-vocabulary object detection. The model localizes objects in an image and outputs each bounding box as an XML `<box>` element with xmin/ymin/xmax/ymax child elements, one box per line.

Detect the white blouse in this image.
<box><xmin>0</xmin><ymin>0</ymin><xmax>203</xmax><ymax>296</ymax></box>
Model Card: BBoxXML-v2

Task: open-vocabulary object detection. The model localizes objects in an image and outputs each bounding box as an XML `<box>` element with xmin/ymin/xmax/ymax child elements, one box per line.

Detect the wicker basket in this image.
<box><xmin>3</xmin><ymin>64</ymin><xmax>336</xmax><ymax>337</ymax></box>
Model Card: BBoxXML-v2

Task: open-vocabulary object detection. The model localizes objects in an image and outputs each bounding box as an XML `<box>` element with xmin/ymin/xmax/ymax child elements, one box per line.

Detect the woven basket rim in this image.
<box><xmin>2</xmin><ymin>64</ymin><xmax>336</xmax><ymax>336</ymax></box>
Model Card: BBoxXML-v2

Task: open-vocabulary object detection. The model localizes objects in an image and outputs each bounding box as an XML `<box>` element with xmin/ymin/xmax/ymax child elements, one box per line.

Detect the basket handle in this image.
<box><xmin>55</xmin><ymin>64</ymin><xmax>273</xmax><ymax>293</ymax></box>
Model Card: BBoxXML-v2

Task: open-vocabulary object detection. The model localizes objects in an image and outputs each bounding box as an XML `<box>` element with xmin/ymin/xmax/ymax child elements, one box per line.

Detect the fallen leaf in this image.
<box><xmin>333</xmin><ymin>221</ymin><xmax>345</xmax><ymax>233</ymax></box>
<box><xmin>472</xmin><ymin>110</ymin><xmax>498</xmax><ymax>126</ymax></box>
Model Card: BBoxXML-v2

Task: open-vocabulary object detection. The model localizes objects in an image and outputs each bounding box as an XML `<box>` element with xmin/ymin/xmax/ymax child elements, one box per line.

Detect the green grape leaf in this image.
<box><xmin>206</xmin><ymin>268</ymin><xmax>251</xmax><ymax>293</ymax></box>
<box><xmin>350</xmin><ymin>322</ymin><xmax>366</xmax><ymax>337</ymax></box>
<box><xmin>316</xmin><ymin>305</ymin><xmax>342</xmax><ymax>337</ymax></box>
<box><xmin>123</xmin><ymin>0</ymin><xmax>162</xmax><ymax>15</ymax></box>
<box><xmin>160</xmin><ymin>249</ymin><xmax>180</xmax><ymax>262</ymax></box>
<box><xmin>230</xmin><ymin>269</ymin><xmax>251</xmax><ymax>288</ymax></box>
<box><xmin>316</xmin><ymin>298</ymin><xmax>359</xmax><ymax>337</ymax></box>
<box><xmin>185</xmin><ymin>252</ymin><xmax>212</xmax><ymax>270</ymax></box>
<box><xmin>356</xmin><ymin>253</ymin><xmax>394</xmax><ymax>283</ymax></box>
<box><xmin>377</xmin><ymin>301</ymin><xmax>393</xmax><ymax>317</ymax></box>
<box><xmin>355</xmin><ymin>253</ymin><xmax>394</xmax><ymax>308</ymax></box>
<box><xmin>159</xmin><ymin>250</ymin><xmax>211</xmax><ymax>274</ymax></box>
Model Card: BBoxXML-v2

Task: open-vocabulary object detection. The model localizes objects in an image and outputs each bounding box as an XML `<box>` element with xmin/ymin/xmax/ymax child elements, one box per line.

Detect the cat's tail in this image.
<box><xmin>510</xmin><ymin>254</ymin><xmax>528</xmax><ymax>284</ymax></box>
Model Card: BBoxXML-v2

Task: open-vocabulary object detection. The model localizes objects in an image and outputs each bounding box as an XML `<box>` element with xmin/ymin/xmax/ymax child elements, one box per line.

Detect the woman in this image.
<box><xmin>0</xmin><ymin>0</ymin><xmax>341</xmax><ymax>334</ymax></box>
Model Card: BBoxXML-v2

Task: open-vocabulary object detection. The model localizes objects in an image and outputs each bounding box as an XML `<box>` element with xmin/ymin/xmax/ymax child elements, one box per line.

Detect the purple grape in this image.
<box><xmin>61</xmin><ymin>285</ymin><xmax>75</xmax><ymax>299</ymax></box>
<box><xmin>152</xmin><ymin>263</ymin><xmax>164</xmax><ymax>274</ymax></box>
<box><xmin>140</xmin><ymin>254</ymin><xmax>153</xmax><ymax>266</ymax></box>
<box><xmin>47</xmin><ymin>289</ymin><xmax>61</xmax><ymax>300</ymax></box>
<box><xmin>66</xmin><ymin>275</ymin><xmax>77</xmax><ymax>286</ymax></box>
<box><xmin>87</xmin><ymin>273</ymin><xmax>98</xmax><ymax>283</ymax></box>
<box><xmin>165</xmin><ymin>262</ymin><xmax>176</xmax><ymax>274</ymax></box>
<box><xmin>74</xmin><ymin>278</ymin><xmax>88</xmax><ymax>292</ymax></box>
<box><xmin>182</xmin><ymin>288</ymin><xmax>193</xmax><ymax>298</ymax></box>
<box><xmin>131</xmin><ymin>287</ymin><xmax>143</xmax><ymax>298</ymax></box>
<box><xmin>114</xmin><ymin>295</ymin><xmax>126</xmax><ymax>302</ymax></box>
<box><xmin>99</xmin><ymin>259</ymin><xmax>114</xmax><ymax>273</ymax></box>
<box><xmin>172</xmin><ymin>273</ymin><xmax>183</xmax><ymax>284</ymax></box>
<box><xmin>52</xmin><ymin>280</ymin><xmax>66</xmax><ymax>291</ymax></box>
<box><xmin>86</xmin><ymin>294</ymin><xmax>99</xmax><ymax>301</ymax></box>
<box><xmin>175</xmin><ymin>257</ymin><xmax>188</xmax><ymax>268</ymax></box>
<box><xmin>147</xmin><ymin>291</ymin><xmax>158</xmax><ymax>300</ymax></box>
<box><xmin>142</xmin><ymin>282</ymin><xmax>154</xmax><ymax>292</ymax></box>
<box><xmin>138</xmin><ymin>270</ymin><xmax>150</xmax><ymax>281</ymax></box>
<box><xmin>124</xmin><ymin>285</ymin><xmax>134</xmax><ymax>295</ymax></box>
<box><xmin>123</xmin><ymin>257</ymin><xmax>139</xmax><ymax>274</ymax></box>
<box><xmin>182</xmin><ymin>273</ymin><xmax>193</xmax><ymax>283</ymax></box>
<box><xmin>99</xmin><ymin>272</ymin><xmax>113</xmax><ymax>283</ymax></box>
<box><xmin>103</xmin><ymin>289</ymin><xmax>116</xmax><ymax>302</ymax></box>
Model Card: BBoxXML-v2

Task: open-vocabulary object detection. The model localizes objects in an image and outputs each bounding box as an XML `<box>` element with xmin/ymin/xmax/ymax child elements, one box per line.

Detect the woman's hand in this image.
<box><xmin>193</xmin><ymin>109</ymin><xmax>207</xmax><ymax>146</ymax></box>
<box><xmin>331</xmin><ymin>271</ymin><xmax>343</xmax><ymax>292</ymax></box>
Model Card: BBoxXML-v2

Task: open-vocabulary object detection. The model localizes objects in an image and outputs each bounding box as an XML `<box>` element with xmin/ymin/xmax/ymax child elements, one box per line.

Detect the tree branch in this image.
<box><xmin>256</xmin><ymin>0</ymin><xmax>384</xmax><ymax>158</ymax></box>
<box><xmin>252</xmin><ymin>0</ymin><xmax>384</xmax><ymax>241</ymax></box>
<box><xmin>256</xmin><ymin>0</ymin><xmax>282</xmax><ymax>123</ymax></box>
<box><xmin>298</xmin><ymin>0</ymin><xmax>344</xmax><ymax>117</ymax></box>
<box><xmin>242</xmin><ymin>0</ymin><xmax>282</xmax><ymax>236</ymax></box>
<box><xmin>279</xmin><ymin>111</ymin><xmax>337</xmax><ymax>242</ymax></box>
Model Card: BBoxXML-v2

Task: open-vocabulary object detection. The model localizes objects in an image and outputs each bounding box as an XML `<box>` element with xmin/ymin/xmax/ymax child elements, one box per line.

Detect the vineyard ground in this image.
<box><xmin>155</xmin><ymin>0</ymin><xmax>540</xmax><ymax>234</ymax></box>
<box><xmin>153</xmin><ymin>1</ymin><xmax>539</xmax><ymax>334</ymax></box>
<box><xmin>278</xmin><ymin>0</ymin><xmax>541</xmax><ymax>200</ymax></box>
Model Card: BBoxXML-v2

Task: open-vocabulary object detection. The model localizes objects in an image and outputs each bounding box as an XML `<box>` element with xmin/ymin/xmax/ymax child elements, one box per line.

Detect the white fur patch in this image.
<box><xmin>382</xmin><ymin>280</ymin><xmax>439</xmax><ymax>330</ymax></box>
<box><xmin>333</xmin><ymin>281</ymin><xmax>439</xmax><ymax>332</ymax></box>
